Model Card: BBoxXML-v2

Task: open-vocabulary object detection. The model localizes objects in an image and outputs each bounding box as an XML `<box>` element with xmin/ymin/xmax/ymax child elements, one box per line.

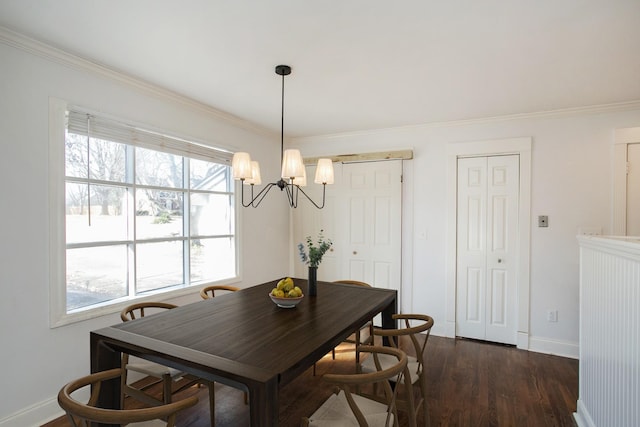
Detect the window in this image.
<box><xmin>50</xmin><ymin>101</ymin><xmax>238</xmax><ymax>326</ymax></box>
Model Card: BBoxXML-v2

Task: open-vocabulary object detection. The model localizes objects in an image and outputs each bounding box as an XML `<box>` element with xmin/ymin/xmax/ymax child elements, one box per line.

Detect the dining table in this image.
<box><xmin>90</xmin><ymin>277</ymin><xmax>398</xmax><ymax>426</ymax></box>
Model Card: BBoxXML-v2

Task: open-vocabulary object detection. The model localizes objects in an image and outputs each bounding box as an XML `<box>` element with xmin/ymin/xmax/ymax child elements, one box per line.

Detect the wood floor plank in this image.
<box><xmin>43</xmin><ymin>335</ymin><xmax>578</xmax><ymax>427</ymax></box>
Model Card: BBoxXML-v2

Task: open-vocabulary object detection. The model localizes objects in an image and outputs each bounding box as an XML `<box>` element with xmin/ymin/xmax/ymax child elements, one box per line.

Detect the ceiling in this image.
<box><xmin>1</xmin><ymin>0</ymin><xmax>639</xmax><ymax>138</ymax></box>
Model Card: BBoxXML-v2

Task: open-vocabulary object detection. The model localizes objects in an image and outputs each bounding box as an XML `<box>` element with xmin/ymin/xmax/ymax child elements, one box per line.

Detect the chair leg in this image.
<box><xmin>120</xmin><ymin>368</ymin><xmax>127</xmax><ymax>408</ymax></box>
<box><xmin>162</xmin><ymin>374</ymin><xmax>172</xmax><ymax>404</ymax></box>
<box><xmin>207</xmin><ymin>381</ymin><xmax>215</xmax><ymax>426</ymax></box>
<box><xmin>420</xmin><ymin>373</ymin><xmax>429</xmax><ymax>427</ymax></box>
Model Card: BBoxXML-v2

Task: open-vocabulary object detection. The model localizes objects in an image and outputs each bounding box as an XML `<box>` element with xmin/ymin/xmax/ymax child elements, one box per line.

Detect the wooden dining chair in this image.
<box><xmin>199</xmin><ymin>284</ymin><xmax>241</xmax><ymax>299</ymax></box>
<box><xmin>120</xmin><ymin>301</ymin><xmax>216</xmax><ymax>426</ymax></box>
<box><xmin>360</xmin><ymin>313</ymin><xmax>434</xmax><ymax>427</ymax></box>
<box><xmin>303</xmin><ymin>345</ymin><xmax>411</xmax><ymax>427</ymax></box>
<box><xmin>58</xmin><ymin>368</ymin><xmax>199</xmax><ymax>427</ymax></box>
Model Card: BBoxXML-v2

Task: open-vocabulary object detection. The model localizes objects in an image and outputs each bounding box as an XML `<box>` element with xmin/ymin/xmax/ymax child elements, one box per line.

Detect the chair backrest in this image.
<box><xmin>333</xmin><ymin>279</ymin><xmax>372</xmax><ymax>288</ymax></box>
<box><xmin>120</xmin><ymin>301</ymin><xmax>178</xmax><ymax>322</ymax></box>
<box><xmin>373</xmin><ymin>313</ymin><xmax>434</xmax><ymax>373</ymax></box>
<box><xmin>58</xmin><ymin>368</ymin><xmax>198</xmax><ymax>427</ymax></box>
<box><xmin>199</xmin><ymin>284</ymin><xmax>241</xmax><ymax>299</ymax></box>
<box><xmin>322</xmin><ymin>345</ymin><xmax>410</xmax><ymax>426</ymax></box>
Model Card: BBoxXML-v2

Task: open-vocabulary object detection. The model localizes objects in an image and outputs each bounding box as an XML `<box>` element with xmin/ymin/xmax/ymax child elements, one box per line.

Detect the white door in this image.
<box><xmin>456</xmin><ymin>155</ymin><xmax>519</xmax><ymax>345</ymax></box>
<box><xmin>628</xmin><ymin>143</ymin><xmax>640</xmax><ymax>235</ymax></box>
<box><xmin>293</xmin><ymin>160</ymin><xmax>402</xmax><ymax>308</ymax></box>
<box><xmin>338</xmin><ymin>161</ymin><xmax>402</xmax><ymax>292</ymax></box>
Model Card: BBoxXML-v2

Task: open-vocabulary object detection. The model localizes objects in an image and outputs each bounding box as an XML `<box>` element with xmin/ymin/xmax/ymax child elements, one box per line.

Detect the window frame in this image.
<box><xmin>49</xmin><ymin>98</ymin><xmax>242</xmax><ymax>327</ymax></box>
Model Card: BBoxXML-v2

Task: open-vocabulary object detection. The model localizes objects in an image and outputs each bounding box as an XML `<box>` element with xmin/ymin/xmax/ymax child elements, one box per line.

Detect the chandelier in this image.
<box><xmin>231</xmin><ymin>65</ymin><xmax>334</xmax><ymax>209</ymax></box>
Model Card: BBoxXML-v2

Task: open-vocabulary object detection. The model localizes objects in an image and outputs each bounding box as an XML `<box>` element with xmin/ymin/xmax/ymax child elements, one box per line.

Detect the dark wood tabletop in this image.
<box><xmin>90</xmin><ymin>278</ymin><xmax>397</xmax><ymax>427</ymax></box>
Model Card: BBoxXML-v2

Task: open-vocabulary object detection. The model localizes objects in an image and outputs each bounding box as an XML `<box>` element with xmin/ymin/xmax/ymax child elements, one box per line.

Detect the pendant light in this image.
<box><xmin>232</xmin><ymin>65</ymin><xmax>334</xmax><ymax>208</ymax></box>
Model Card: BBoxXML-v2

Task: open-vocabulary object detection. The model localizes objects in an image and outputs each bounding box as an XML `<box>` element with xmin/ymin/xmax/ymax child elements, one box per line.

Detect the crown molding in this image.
<box><xmin>294</xmin><ymin>101</ymin><xmax>640</xmax><ymax>142</ymax></box>
<box><xmin>0</xmin><ymin>25</ymin><xmax>275</xmax><ymax>137</ymax></box>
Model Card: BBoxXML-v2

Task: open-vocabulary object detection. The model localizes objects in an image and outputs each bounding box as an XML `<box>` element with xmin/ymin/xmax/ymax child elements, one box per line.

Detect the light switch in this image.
<box><xmin>538</xmin><ymin>215</ymin><xmax>548</xmax><ymax>227</ymax></box>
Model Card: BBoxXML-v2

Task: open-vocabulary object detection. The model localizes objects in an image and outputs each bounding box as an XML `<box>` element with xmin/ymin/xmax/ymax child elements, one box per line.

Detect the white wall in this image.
<box><xmin>292</xmin><ymin>107</ymin><xmax>640</xmax><ymax>357</ymax></box>
<box><xmin>0</xmin><ymin>35</ymin><xmax>290</xmax><ymax>425</ymax></box>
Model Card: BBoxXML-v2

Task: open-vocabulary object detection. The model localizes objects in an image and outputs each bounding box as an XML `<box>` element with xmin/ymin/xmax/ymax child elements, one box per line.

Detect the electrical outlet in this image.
<box><xmin>546</xmin><ymin>309</ymin><xmax>558</xmax><ymax>322</ymax></box>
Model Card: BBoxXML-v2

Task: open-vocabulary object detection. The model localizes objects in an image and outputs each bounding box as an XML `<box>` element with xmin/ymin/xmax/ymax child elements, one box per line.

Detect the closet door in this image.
<box><xmin>456</xmin><ymin>155</ymin><xmax>519</xmax><ymax>345</ymax></box>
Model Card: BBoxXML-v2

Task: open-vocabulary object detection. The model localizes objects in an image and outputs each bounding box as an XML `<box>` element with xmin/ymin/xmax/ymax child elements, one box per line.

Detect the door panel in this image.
<box><xmin>349</xmin><ymin>259</ymin><xmax>366</xmax><ymax>279</ymax></box>
<box><xmin>466</xmin><ymin>267</ymin><xmax>482</xmax><ymax>322</ymax></box>
<box><xmin>457</xmin><ymin>155</ymin><xmax>518</xmax><ymax>345</ymax></box>
<box><xmin>350</xmin><ymin>198</ymin><xmax>366</xmax><ymax>243</ymax></box>
<box><xmin>374</xmin><ymin>197</ymin><xmax>392</xmax><ymax>245</ymax></box>
<box><xmin>490</xmin><ymin>270</ymin><xmax>507</xmax><ymax>325</ymax></box>
<box><xmin>468</xmin><ymin>197</ymin><xmax>483</xmax><ymax>250</ymax></box>
<box><xmin>374</xmin><ymin>261</ymin><xmax>392</xmax><ymax>288</ymax></box>
<box><xmin>485</xmin><ymin>156</ymin><xmax>518</xmax><ymax>343</ymax></box>
<box><xmin>457</xmin><ymin>157</ymin><xmax>487</xmax><ymax>340</ymax></box>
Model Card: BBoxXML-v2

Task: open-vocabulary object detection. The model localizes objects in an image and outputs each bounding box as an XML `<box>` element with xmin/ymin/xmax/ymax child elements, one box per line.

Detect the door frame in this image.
<box><xmin>613</xmin><ymin>126</ymin><xmax>640</xmax><ymax>235</ymax></box>
<box><xmin>445</xmin><ymin>137</ymin><xmax>532</xmax><ymax>350</ymax></box>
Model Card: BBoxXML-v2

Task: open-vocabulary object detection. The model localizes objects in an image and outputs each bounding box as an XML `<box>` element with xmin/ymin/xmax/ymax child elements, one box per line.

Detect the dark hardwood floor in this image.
<box><xmin>44</xmin><ymin>335</ymin><xmax>578</xmax><ymax>427</ymax></box>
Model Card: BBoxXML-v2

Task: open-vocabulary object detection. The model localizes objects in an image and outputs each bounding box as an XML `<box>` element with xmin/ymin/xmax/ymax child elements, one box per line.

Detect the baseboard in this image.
<box><xmin>436</xmin><ymin>320</ymin><xmax>456</xmax><ymax>338</ymax></box>
<box><xmin>528</xmin><ymin>335</ymin><xmax>579</xmax><ymax>359</ymax></box>
<box><xmin>517</xmin><ymin>331</ymin><xmax>529</xmax><ymax>350</ymax></box>
<box><xmin>431</xmin><ymin>321</ymin><xmax>455</xmax><ymax>338</ymax></box>
<box><xmin>573</xmin><ymin>399</ymin><xmax>596</xmax><ymax>427</ymax></box>
<box><xmin>435</xmin><ymin>329</ymin><xmax>578</xmax><ymax>359</ymax></box>
<box><xmin>0</xmin><ymin>396</ymin><xmax>63</xmax><ymax>427</ymax></box>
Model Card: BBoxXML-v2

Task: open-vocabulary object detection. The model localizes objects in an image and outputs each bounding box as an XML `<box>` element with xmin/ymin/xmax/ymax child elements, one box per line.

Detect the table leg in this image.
<box><xmin>90</xmin><ymin>333</ymin><xmax>121</xmax><ymax>427</ymax></box>
<box><xmin>381</xmin><ymin>292</ymin><xmax>398</xmax><ymax>345</ymax></box>
<box><xmin>248</xmin><ymin>377</ymin><xmax>279</xmax><ymax>426</ymax></box>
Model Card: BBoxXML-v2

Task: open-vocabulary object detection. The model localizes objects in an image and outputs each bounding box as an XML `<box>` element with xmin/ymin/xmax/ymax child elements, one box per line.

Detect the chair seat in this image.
<box><xmin>125</xmin><ymin>358</ymin><xmax>185</xmax><ymax>379</ymax></box>
<box><xmin>127</xmin><ymin>420</ymin><xmax>167</xmax><ymax>427</ymax></box>
<box><xmin>307</xmin><ymin>390</ymin><xmax>395</xmax><ymax>426</ymax></box>
<box><xmin>361</xmin><ymin>353</ymin><xmax>421</xmax><ymax>384</ymax></box>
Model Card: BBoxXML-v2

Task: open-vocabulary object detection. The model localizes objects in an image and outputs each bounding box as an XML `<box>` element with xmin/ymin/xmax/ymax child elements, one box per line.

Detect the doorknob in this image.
<box><xmin>498</xmin><ymin>258</ymin><xmax>503</xmax><ymax>263</ymax></box>
<box><xmin>353</xmin><ymin>251</ymin><xmax>357</xmax><ymax>255</ymax></box>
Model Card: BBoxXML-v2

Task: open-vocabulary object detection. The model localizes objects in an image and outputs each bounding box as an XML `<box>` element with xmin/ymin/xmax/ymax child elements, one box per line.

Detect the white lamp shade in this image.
<box><xmin>281</xmin><ymin>149</ymin><xmax>305</xmax><ymax>179</ymax></box>
<box><xmin>291</xmin><ymin>167</ymin><xmax>307</xmax><ymax>187</ymax></box>
<box><xmin>232</xmin><ymin>152</ymin><xmax>252</xmax><ymax>180</ymax></box>
<box><xmin>314</xmin><ymin>158</ymin><xmax>334</xmax><ymax>184</ymax></box>
<box><xmin>244</xmin><ymin>161</ymin><xmax>262</xmax><ymax>185</ymax></box>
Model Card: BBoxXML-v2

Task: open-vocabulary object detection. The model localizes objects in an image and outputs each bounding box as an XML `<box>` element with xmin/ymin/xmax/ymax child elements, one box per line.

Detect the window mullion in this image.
<box><xmin>183</xmin><ymin>158</ymin><xmax>190</xmax><ymax>286</ymax></box>
<box><xmin>127</xmin><ymin>145</ymin><xmax>136</xmax><ymax>298</ymax></box>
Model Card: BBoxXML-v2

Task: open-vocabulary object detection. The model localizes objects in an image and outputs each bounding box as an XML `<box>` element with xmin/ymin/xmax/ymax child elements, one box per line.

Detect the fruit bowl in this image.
<box><xmin>269</xmin><ymin>293</ymin><xmax>304</xmax><ymax>308</ymax></box>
